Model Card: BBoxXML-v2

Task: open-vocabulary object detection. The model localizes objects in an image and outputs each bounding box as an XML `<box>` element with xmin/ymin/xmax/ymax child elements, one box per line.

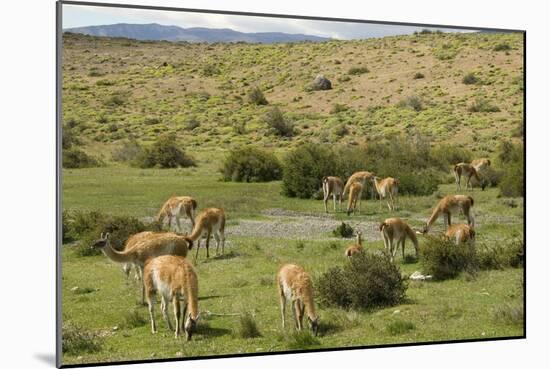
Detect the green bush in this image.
<box><xmin>348</xmin><ymin>66</ymin><xmax>369</xmax><ymax>75</ymax></box>
<box><xmin>330</xmin><ymin>103</ymin><xmax>348</xmax><ymax>114</ymax></box>
<box><xmin>420</xmin><ymin>236</ymin><xmax>477</xmax><ymax>280</ymax></box>
<box><xmin>236</xmin><ymin>313</ymin><xmax>261</xmax><ymax>338</ymax></box>
<box><xmin>496</xmin><ymin>141</ymin><xmax>524</xmax><ymax>197</ymax></box>
<box><xmin>332</xmin><ymin>222</ymin><xmax>354</xmax><ymax>238</ymax></box>
<box><xmin>286</xmin><ymin>331</ymin><xmax>320</xmax><ymax>349</ymax></box>
<box><xmin>468</xmin><ymin>98</ymin><xmax>500</xmax><ymax>113</ymax></box>
<box><xmin>430</xmin><ymin>143</ymin><xmax>473</xmax><ymax>170</ymax></box>
<box><xmin>136</xmin><ymin>134</ymin><xmax>196</xmax><ymax>169</ymax></box>
<box><xmin>248</xmin><ymin>86</ymin><xmax>268</xmax><ymax>105</ymax></box>
<box><xmin>62</xmin><ymin>321</ymin><xmax>103</xmax><ymax>355</ymax></box>
<box><xmin>397</xmin><ymin>96</ymin><xmax>423</xmax><ymax>111</ymax></box>
<box><xmin>477</xmin><ymin>239</ymin><xmax>524</xmax><ymax>270</ymax></box>
<box><xmin>62</xmin><ymin>125</ymin><xmax>80</xmax><ymax>149</ymax></box>
<box><xmin>221</xmin><ymin>146</ymin><xmax>282</xmax><ymax>182</ymax></box>
<box><xmin>386</xmin><ymin>320</ymin><xmax>416</xmax><ymax>335</ymax></box>
<box><xmin>493</xmin><ymin>43</ymin><xmax>511</xmax><ymax>51</ymax></box>
<box><xmin>111</xmin><ymin>138</ymin><xmax>143</xmax><ymax>163</ymax></box>
<box><xmin>413</xmin><ymin>72</ymin><xmax>425</xmax><ymax>79</ymax></box>
<box><xmin>282</xmin><ymin>143</ymin><xmax>337</xmax><ymax>198</ymax></box>
<box><xmin>264</xmin><ymin>107</ymin><xmax>294</xmax><ymax>137</ymax></box>
<box><xmin>184</xmin><ymin>118</ymin><xmax>200</xmax><ymax>131</ymax></box>
<box><xmin>120</xmin><ymin>309</ymin><xmax>148</xmax><ymax>329</ymax></box>
<box><xmin>318</xmin><ymin>252</ymin><xmax>407</xmax><ymax>310</ymax></box>
<box><xmin>62</xmin><ymin>148</ymin><xmax>102</xmax><ymax>169</ymax></box>
<box><xmin>462</xmin><ymin>72</ymin><xmax>479</xmax><ymax>85</ymax></box>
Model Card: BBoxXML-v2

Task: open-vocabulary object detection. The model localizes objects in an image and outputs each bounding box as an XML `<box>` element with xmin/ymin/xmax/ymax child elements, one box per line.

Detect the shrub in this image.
<box><xmin>477</xmin><ymin>239</ymin><xmax>524</xmax><ymax>270</ymax></box>
<box><xmin>348</xmin><ymin>66</ymin><xmax>369</xmax><ymax>75</ymax></box>
<box><xmin>430</xmin><ymin>144</ymin><xmax>473</xmax><ymax>170</ymax></box>
<box><xmin>333</xmin><ymin>124</ymin><xmax>349</xmax><ymax>137</ymax></box>
<box><xmin>184</xmin><ymin>118</ymin><xmax>200</xmax><ymax>131</ymax></box>
<box><xmin>104</xmin><ymin>92</ymin><xmax>127</xmax><ymax>107</ymax></box>
<box><xmin>332</xmin><ymin>222</ymin><xmax>354</xmax><ymax>238</ymax></box>
<box><xmin>413</xmin><ymin>72</ymin><xmax>425</xmax><ymax>79</ymax></box>
<box><xmin>493</xmin><ymin>43</ymin><xmax>511</xmax><ymax>51</ymax></box>
<box><xmin>236</xmin><ymin>313</ymin><xmax>261</xmax><ymax>338</ymax></box>
<box><xmin>496</xmin><ymin>141</ymin><xmax>524</xmax><ymax>197</ymax></box>
<box><xmin>493</xmin><ymin>302</ymin><xmax>523</xmax><ymax>325</ymax></box>
<box><xmin>221</xmin><ymin>147</ymin><xmax>282</xmax><ymax>182</ymax></box>
<box><xmin>136</xmin><ymin>134</ymin><xmax>196</xmax><ymax>168</ymax></box>
<box><xmin>330</xmin><ymin>103</ymin><xmax>348</xmax><ymax>114</ymax></box>
<box><xmin>62</xmin><ymin>125</ymin><xmax>80</xmax><ymax>149</ymax></box>
<box><xmin>62</xmin><ymin>148</ymin><xmax>102</xmax><ymax>169</ymax></box>
<box><xmin>282</xmin><ymin>143</ymin><xmax>337</xmax><ymax>198</ymax></box>
<box><xmin>248</xmin><ymin>86</ymin><xmax>268</xmax><ymax>105</ymax></box>
<box><xmin>386</xmin><ymin>320</ymin><xmax>416</xmax><ymax>335</ymax></box>
<box><xmin>468</xmin><ymin>98</ymin><xmax>500</xmax><ymax>113</ymax></box>
<box><xmin>264</xmin><ymin>107</ymin><xmax>294</xmax><ymax>137</ymax></box>
<box><xmin>202</xmin><ymin>64</ymin><xmax>220</xmax><ymax>76</ymax></box>
<box><xmin>111</xmin><ymin>138</ymin><xmax>143</xmax><ymax>163</ymax></box>
<box><xmin>337</xmin><ymin>75</ymin><xmax>351</xmax><ymax>83</ymax></box>
<box><xmin>397</xmin><ymin>95</ymin><xmax>423</xmax><ymax>111</ymax></box>
<box><xmin>318</xmin><ymin>252</ymin><xmax>407</xmax><ymax>310</ymax></box>
<box><xmin>120</xmin><ymin>309</ymin><xmax>147</xmax><ymax>329</ymax></box>
<box><xmin>420</xmin><ymin>236</ymin><xmax>477</xmax><ymax>280</ymax></box>
<box><xmin>62</xmin><ymin>321</ymin><xmax>103</xmax><ymax>355</ymax></box>
<box><xmin>286</xmin><ymin>331</ymin><xmax>320</xmax><ymax>349</ymax></box>
<box><xmin>462</xmin><ymin>72</ymin><xmax>479</xmax><ymax>85</ymax></box>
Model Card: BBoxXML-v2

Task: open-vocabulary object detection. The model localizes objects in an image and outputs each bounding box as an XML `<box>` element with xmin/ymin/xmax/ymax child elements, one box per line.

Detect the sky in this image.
<box><xmin>62</xmin><ymin>4</ymin><xmax>474</xmax><ymax>40</ymax></box>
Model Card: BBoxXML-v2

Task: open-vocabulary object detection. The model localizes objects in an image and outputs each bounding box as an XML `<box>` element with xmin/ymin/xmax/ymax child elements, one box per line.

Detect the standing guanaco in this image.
<box><xmin>380</xmin><ymin>218</ymin><xmax>419</xmax><ymax>262</ymax></box>
<box><xmin>92</xmin><ymin>232</ymin><xmax>192</xmax><ymax>303</ymax></box>
<box><xmin>344</xmin><ymin>231</ymin><xmax>364</xmax><ymax>258</ymax></box>
<box><xmin>143</xmin><ymin>255</ymin><xmax>199</xmax><ymax>340</ymax></box>
<box><xmin>157</xmin><ymin>196</ymin><xmax>197</xmax><ymax>233</ymax></box>
<box><xmin>277</xmin><ymin>264</ymin><xmax>319</xmax><ymax>335</ymax></box>
<box><xmin>322</xmin><ymin>176</ymin><xmax>344</xmax><ymax>213</ymax></box>
<box><xmin>343</xmin><ymin>171</ymin><xmax>374</xmax><ymax>196</ymax></box>
<box><xmin>444</xmin><ymin>224</ymin><xmax>476</xmax><ymax>245</ymax></box>
<box><xmin>421</xmin><ymin>195</ymin><xmax>475</xmax><ymax>234</ymax></box>
<box><xmin>346</xmin><ymin>182</ymin><xmax>364</xmax><ymax>216</ymax></box>
<box><xmin>453</xmin><ymin>163</ymin><xmax>484</xmax><ymax>191</ymax></box>
<box><xmin>186</xmin><ymin>208</ymin><xmax>225</xmax><ymax>260</ymax></box>
<box><xmin>372</xmin><ymin>176</ymin><xmax>399</xmax><ymax>211</ymax></box>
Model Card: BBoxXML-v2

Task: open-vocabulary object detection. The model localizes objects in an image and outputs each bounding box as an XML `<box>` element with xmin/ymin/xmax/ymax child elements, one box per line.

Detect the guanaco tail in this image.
<box><xmin>277</xmin><ymin>264</ymin><xmax>319</xmax><ymax>335</ymax></box>
<box><xmin>143</xmin><ymin>255</ymin><xmax>199</xmax><ymax>340</ymax></box>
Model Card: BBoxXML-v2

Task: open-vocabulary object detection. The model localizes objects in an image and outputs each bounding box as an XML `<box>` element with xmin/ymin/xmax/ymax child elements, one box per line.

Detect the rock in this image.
<box><xmin>175</xmin><ymin>351</ymin><xmax>184</xmax><ymax>357</ymax></box>
<box><xmin>71</xmin><ymin>286</ymin><xmax>79</xmax><ymax>292</ymax></box>
<box><xmin>311</xmin><ymin>74</ymin><xmax>332</xmax><ymax>90</ymax></box>
<box><xmin>409</xmin><ymin>271</ymin><xmax>432</xmax><ymax>281</ymax></box>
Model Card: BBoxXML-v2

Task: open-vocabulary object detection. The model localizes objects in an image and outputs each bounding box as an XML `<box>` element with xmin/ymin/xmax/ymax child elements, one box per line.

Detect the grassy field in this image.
<box><xmin>61</xmin><ymin>31</ymin><xmax>524</xmax><ymax>366</ymax></box>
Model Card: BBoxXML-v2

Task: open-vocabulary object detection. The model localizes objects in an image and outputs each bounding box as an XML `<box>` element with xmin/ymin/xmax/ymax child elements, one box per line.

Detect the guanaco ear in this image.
<box><xmin>100</xmin><ymin>232</ymin><xmax>104</xmax><ymax>239</ymax></box>
<box><xmin>105</xmin><ymin>232</ymin><xmax>110</xmax><ymax>240</ymax></box>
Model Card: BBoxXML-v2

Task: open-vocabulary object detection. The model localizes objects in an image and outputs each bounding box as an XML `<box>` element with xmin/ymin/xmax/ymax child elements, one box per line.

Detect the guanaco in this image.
<box><xmin>92</xmin><ymin>232</ymin><xmax>192</xmax><ymax>303</ymax></box>
<box><xmin>380</xmin><ymin>218</ymin><xmax>418</xmax><ymax>262</ymax></box>
<box><xmin>372</xmin><ymin>176</ymin><xmax>399</xmax><ymax>211</ymax></box>
<box><xmin>453</xmin><ymin>163</ymin><xmax>484</xmax><ymax>191</ymax></box>
<box><xmin>157</xmin><ymin>196</ymin><xmax>197</xmax><ymax>233</ymax></box>
<box><xmin>421</xmin><ymin>195</ymin><xmax>475</xmax><ymax>234</ymax></box>
<box><xmin>143</xmin><ymin>255</ymin><xmax>199</xmax><ymax>340</ymax></box>
<box><xmin>344</xmin><ymin>231</ymin><xmax>364</xmax><ymax>258</ymax></box>
<box><xmin>471</xmin><ymin>158</ymin><xmax>491</xmax><ymax>172</ymax></box>
<box><xmin>346</xmin><ymin>182</ymin><xmax>364</xmax><ymax>216</ymax></box>
<box><xmin>186</xmin><ymin>208</ymin><xmax>225</xmax><ymax>260</ymax></box>
<box><xmin>277</xmin><ymin>264</ymin><xmax>319</xmax><ymax>335</ymax></box>
<box><xmin>444</xmin><ymin>224</ymin><xmax>476</xmax><ymax>245</ymax></box>
<box><xmin>343</xmin><ymin>171</ymin><xmax>374</xmax><ymax>196</ymax></box>
<box><xmin>322</xmin><ymin>176</ymin><xmax>344</xmax><ymax>213</ymax></box>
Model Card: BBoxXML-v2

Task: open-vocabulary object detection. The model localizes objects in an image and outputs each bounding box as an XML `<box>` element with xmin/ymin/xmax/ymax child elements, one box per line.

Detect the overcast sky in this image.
<box><xmin>63</xmin><ymin>4</ymin><xmax>474</xmax><ymax>39</ymax></box>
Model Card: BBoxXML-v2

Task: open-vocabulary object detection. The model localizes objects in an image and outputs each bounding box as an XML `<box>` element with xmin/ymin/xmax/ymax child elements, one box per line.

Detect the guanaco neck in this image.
<box><xmin>101</xmin><ymin>242</ymin><xmax>134</xmax><ymax>263</ymax></box>
<box><xmin>356</xmin><ymin>233</ymin><xmax>362</xmax><ymax>246</ymax></box>
<box><xmin>405</xmin><ymin>226</ymin><xmax>419</xmax><ymax>250</ymax></box>
<box><xmin>425</xmin><ymin>206</ymin><xmax>442</xmax><ymax>231</ymax></box>
<box><xmin>185</xmin><ymin>277</ymin><xmax>199</xmax><ymax>319</ymax></box>
<box><xmin>187</xmin><ymin>222</ymin><xmax>205</xmax><ymax>241</ymax></box>
<box><xmin>372</xmin><ymin>178</ymin><xmax>382</xmax><ymax>194</ymax></box>
<box><xmin>302</xmin><ymin>288</ymin><xmax>317</xmax><ymax>320</ymax></box>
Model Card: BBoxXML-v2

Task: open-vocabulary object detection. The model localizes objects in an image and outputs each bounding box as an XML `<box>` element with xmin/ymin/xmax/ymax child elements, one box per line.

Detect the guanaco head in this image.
<box><xmin>308</xmin><ymin>316</ymin><xmax>319</xmax><ymax>336</ymax></box>
<box><xmin>92</xmin><ymin>232</ymin><xmax>110</xmax><ymax>249</ymax></box>
<box><xmin>184</xmin><ymin>314</ymin><xmax>199</xmax><ymax>341</ymax></box>
<box><xmin>417</xmin><ymin>225</ymin><xmax>429</xmax><ymax>235</ymax></box>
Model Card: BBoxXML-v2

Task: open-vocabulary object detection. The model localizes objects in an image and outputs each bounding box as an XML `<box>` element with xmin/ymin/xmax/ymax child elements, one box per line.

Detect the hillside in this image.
<box><xmin>61</xmin><ymin>31</ymin><xmax>523</xmax><ymax>157</ymax></box>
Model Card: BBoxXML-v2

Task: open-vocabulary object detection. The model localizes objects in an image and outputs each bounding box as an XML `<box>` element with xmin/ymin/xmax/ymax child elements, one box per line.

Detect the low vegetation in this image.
<box><xmin>419</xmin><ymin>236</ymin><xmax>477</xmax><ymax>280</ymax></box>
<box><xmin>135</xmin><ymin>134</ymin><xmax>196</xmax><ymax>169</ymax></box>
<box><xmin>221</xmin><ymin>146</ymin><xmax>282</xmax><ymax>182</ymax></box>
<box><xmin>264</xmin><ymin>107</ymin><xmax>294</xmax><ymax>137</ymax></box>
<box><xmin>62</xmin><ymin>321</ymin><xmax>103</xmax><ymax>355</ymax></box>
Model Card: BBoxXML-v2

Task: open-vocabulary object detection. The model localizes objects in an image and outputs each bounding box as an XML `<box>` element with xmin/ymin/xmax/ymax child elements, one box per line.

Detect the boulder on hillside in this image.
<box><xmin>311</xmin><ymin>74</ymin><xmax>332</xmax><ymax>91</ymax></box>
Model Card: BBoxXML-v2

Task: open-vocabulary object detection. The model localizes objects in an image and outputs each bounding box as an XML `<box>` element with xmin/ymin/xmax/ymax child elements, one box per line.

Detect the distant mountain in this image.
<box><xmin>64</xmin><ymin>23</ymin><xmax>331</xmax><ymax>43</ymax></box>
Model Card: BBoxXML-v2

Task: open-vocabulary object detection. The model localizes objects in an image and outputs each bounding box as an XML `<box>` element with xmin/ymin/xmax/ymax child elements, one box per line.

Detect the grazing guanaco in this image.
<box><xmin>343</xmin><ymin>171</ymin><xmax>374</xmax><ymax>196</ymax></box>
<box><xmin>453</xmin><ymin>163</ymin><xmax>484</xmax><ymax>191</ymax></box>
<box><xmin>277</xmin><ymin>264</ymin><xmax>319</xmax><ymax>335</ymax></box>
<box><xmin>372</xmin><ymin>176</ymin><xmax>399</xmax><ymax>211</ymax></box>
<box><xmin>421</xmin><ymin>195</ymin><xmax>475</xmax><ymax>234</ymax></box>
<box><xmin>186</xmin><ymin>208</ymin><xmax>226</xmax><ymax>260</ymax></box>
<box><xmin>92</xmin><ymin>232</ymin><xmax>192</xmax><ymax>303</ymax></box>
<box><xmin>346</xmin><ymin>182</ymin><xmax>364</xmax><ymax>216</ymax></box>
<box><xmin>322</xmin><ymin>176</ymin><xmax>344</xmax><ymax>213</ymax></box>
<box><xmin>344</xmin><ymin>231</ymin><xmax>363</xmax><ymax>258</ymax></box>
<box><xmin>143</xmin><ymin>255</ymin><xmax>199</xmax><ymax>340</ymax></box>
<box><xmin>444</xmin><ymin>224</ymin><xmax>476</xmax><ymax>245</ymax></box>
<box><xmin>380</xmin><ymin>218</ymin><xmax>418</xmax><ymax>262</ymax></box>
<box><xmin>157</xmin><ymin>196</ymin><xmax>197</xmax><ymax>233</ymax></box>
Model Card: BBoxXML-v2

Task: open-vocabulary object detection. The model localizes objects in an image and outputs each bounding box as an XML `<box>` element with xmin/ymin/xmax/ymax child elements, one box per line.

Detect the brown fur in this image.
<box><xmin>322</xmin><ymin>176</ymin><xmax>344</xmax><ymax>213</ymax></box>
<box><xmin>453</xmin><ymin>163</ymin><xmax>481</xmax><ymax>191</ymax></box>
<box><xmin>422</xmin><ymin>195</ymin><xmax>475</xmax><ymax>233</ymax></box>
<box><xmin>187</xmin><ymin>208</ymin><xmax>226</xmax><ymax>260</ymax></box>
<box><xmin>157</xmin><ymin>196</ymin><xmax>198</xmax><ymax>233</ymax></box>
<box><xmin>143</xmin><ymin>255</ymin><xmax>199</xmax><ymax>340</ymax></box>
<box><xmin>471</xmin><ymin>158</ymin><xmax>491</xmax><ymax>172</ymax></box>
<box><xmin>92</xmin><ymin>231</ymin><xmax>192</xmax><ymax>303</ymax></box>
<box><xmin>343</xmin><ymin>171</ymin><xmax>374</xmax><ymax>196</ymax></box>
<box><xmin>277</xmin><ymin>264</ymin><xmax>318</xmax><ymax>335</ymax></box>
<box><xmin>380</xmin><ymin>218</ymin><xmax>418</xmax><ymax>262</ymax></box>
<box><xmin>346</xmin><ymin>182</ymin><xmax>364</xmax><ymax>216</ymax></box>
<box><xmin>444</xmin><ymin>224</ymin><xmax>476</xmax><ymax>245</ymax></box>
<box><xmin>372</xmin><ymin>176</ymin><xmax>399</xmax><ymax>211</ymax></box>
<box><xmin>344</xmin><ymin>232</ymin><xmax>364</xmax><ymax>257</ymax></box>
